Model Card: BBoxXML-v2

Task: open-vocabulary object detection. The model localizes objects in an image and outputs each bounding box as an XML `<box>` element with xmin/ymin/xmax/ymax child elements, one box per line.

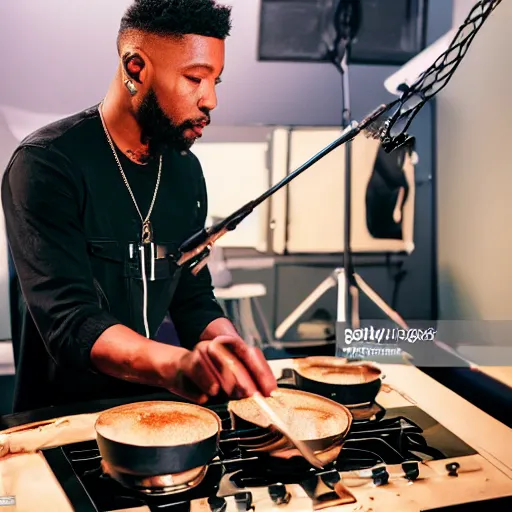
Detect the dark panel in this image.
<box><xmin>258</xmin><ymin>0</ymin><xmax>429</xmax><ymax>65</ymax></box>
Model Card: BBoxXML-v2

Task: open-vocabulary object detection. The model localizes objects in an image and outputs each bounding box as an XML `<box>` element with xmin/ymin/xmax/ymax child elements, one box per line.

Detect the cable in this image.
<box><xmin>150</xmin><ymin>243</ymin><xmax>155</xmax><ymax>282</ymax></box>
<box><xmin>139</xmin><ymin>245</ymin><xmax>150</xmax><ymax>338</ymax></box>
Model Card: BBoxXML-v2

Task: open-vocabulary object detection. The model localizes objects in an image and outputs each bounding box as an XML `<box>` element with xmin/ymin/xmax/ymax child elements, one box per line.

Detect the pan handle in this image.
<box><xmin>381</xmin><ymin>383</ymin><xmax>392</xmax><ymax>393</ymax></box>
<box><xmin>276</xmin><ymin>368</ymin><xmax>296</xmax><ymax>387</ymax></box>
<box><xmin>0</xmin><ymin>417</ymin><xmax>70</xmax><ymax>435</ymax></box>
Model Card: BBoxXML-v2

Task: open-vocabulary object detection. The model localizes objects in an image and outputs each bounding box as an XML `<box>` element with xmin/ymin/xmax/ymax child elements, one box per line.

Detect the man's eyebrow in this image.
<box><xmin>182</xmin><ymin>63</ymin><xmax>224</xmax><ymax>76</ymax></box>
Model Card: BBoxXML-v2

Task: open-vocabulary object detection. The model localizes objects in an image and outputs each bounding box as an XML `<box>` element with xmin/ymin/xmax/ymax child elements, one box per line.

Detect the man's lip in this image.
<box><xmin>191</xmin><ymin>125</ymin><xmax>203</xmax><ymax>136</ymax></box>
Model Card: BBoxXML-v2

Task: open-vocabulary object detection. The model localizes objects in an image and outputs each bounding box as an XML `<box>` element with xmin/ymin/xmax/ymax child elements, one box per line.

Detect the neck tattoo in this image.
<box><xmin>126</xmin><ymin>148</ymin><xmax>151</xmax><ymax>165</ymax></box>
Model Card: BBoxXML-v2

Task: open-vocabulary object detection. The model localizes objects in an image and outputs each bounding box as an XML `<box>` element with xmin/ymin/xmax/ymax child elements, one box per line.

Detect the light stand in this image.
<box><xmin>275</xmin><ymin>3</ymin><xmax>363</xmax><ymax>341</ymax></box>
<box><xmin>326</xmin><ymin>0</ymin><xmax>364</xmax><ymax>332</ymax></box>
<box><xmin>274</xmin><ymin>1</ymin><xmax>410</xmax><ymax>344</ymax></box>
<box><xmin>339</xmin><ymin>44</ymin><xmax>357</xmax><ymax>330</ymax></box>
<box><xmin>177</xmin><ymin>0</ymin><xmax>504</xmax><ymax>358</ymax></box>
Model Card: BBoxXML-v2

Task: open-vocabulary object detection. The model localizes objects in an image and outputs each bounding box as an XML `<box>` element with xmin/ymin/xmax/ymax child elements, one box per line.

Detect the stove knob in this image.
<box><xmin>446</xmin><ymin>462</ymin><xmax>460</xmax><ymax>477</ymax></box>
<box><xmin>268</xmin><ymin>483</ymin><xmax>291</xmax><ymax>505</ymax></box>
<box><xmin>320</xmin><ymin>470</ymin><xmax>341</xmax><ymax>488</ymax></box>
<box><xmin>208</xmin><ymin>496</ymin><xmax>227</xmax><ymax>512</ymax></box>
<box><xmin>402</xmin><ymin>461</ymin><xmax>420</xmax><ymax>481</ymax></box>
<box><xmin>235</xmin><ymin>492</ymin><xmax>254</xmax><ymax>511</ymax></box>
<box><xmin>372</xmin><ymin>467</ymin><xmax>389</xmax><ymax>486</ymax></box>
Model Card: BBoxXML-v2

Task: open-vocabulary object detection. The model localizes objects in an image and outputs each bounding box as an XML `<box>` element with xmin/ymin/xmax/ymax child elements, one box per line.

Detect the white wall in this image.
<box><xmin>437</xmin><ymin>0</ymin><xmax>512</xmax><ymax>320</ymax></box>
<box><xmin>0</xmin><ymin>0</ymin><xmax>353</xmax><ymax>126</ymax></box>
<box><xmin>452</xmin><ymin>0</ymin><xmax>479</xmax><ymax>27</ymax></box>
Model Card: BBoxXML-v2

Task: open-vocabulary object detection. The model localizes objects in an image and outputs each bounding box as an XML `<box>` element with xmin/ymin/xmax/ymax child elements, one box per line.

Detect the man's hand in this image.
<box><xmin>168</xmin><ymin>340</ymin><xmax>221</xmax><ymax>404</ymax></box>
<box><xmin>90</xmin><ymin>325</ymin><xmax>276</xmax><ymax>405</ymax></box>
<box><xmin>164</xmin><ymin>336</ymin><xmax>277</xmax><ymax>404</ymax></box>
<box><xmin>205</xmin><ymin>335</ymin><xmax>278</xmax><ymax>399</ymax></box>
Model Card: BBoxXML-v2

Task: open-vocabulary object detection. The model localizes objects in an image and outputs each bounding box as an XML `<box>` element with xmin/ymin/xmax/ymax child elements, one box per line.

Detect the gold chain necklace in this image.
<box><xmin>98</xmin><ymin>103</ymin><xmax>162</xmax><ymax>244</ymax></box>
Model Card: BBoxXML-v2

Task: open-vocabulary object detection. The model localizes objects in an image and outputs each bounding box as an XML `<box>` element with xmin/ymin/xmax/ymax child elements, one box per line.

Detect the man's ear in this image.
<box><xmin>122</xmin><ymin>51</ymin><xmax>147</xmax><ymax>84</ymax></box>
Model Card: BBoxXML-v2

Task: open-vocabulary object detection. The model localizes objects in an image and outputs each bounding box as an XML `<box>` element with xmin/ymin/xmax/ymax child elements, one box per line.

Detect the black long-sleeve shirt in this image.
<box><xmin>1</xmin><ymin>104</ymin><xmax>226</xmax><ymax>413</ymax></box>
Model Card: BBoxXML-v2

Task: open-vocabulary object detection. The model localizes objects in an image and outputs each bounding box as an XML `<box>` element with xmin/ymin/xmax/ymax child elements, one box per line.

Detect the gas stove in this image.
<box><xmin>41</xmin><ymin>396</ymin><xmax>483</xmax><ymax>512</ymax></box>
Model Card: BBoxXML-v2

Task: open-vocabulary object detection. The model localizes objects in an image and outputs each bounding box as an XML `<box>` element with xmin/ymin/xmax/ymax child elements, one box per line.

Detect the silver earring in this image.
<box><xmin>124</xmin><ymin>79</ymin><xmax>138</xmax><ymax>96</ymax></box>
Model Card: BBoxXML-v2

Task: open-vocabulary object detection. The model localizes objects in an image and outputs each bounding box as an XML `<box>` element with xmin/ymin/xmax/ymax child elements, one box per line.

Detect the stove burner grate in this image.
<box><xmin>41</xmin><ymin>402</ymin><xmax>458</xmax><ymax>512</ymax></box>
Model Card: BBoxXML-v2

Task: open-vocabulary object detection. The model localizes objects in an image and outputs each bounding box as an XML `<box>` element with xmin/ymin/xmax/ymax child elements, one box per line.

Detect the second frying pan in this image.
<box><xmin>281</xmin><ymin>356</ymin><xmax>384</xmax><ymax>405</ymax></box>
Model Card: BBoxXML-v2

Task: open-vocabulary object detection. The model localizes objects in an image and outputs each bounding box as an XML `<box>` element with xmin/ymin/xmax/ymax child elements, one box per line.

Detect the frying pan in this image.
<box><xmin>94</xmin><ymin>401</ymin><xmax>221</xmax><ymax>476</ymax></box>
<box><xmin>206</xmin><ymin>339</ymin><xmax>325</xmax><ymax>468</ymax></box>
<box><xmin>228</xmin><ymin>388</ymin><xmax>353</xmax><ymax>464</ymax></box>
<box><xmin>280</xmin><ymin>356</ymin><xmax>384</xmax><ymax>405</ymax></box>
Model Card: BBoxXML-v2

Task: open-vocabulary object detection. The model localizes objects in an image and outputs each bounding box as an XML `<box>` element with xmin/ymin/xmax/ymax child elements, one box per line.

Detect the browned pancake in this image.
<box><xmin>95</xmin><ymin>401</ymin><xmax>220</xmax><ymax>447</ymax></box>
<box><xmin>298</xmin><ymin>365</ymin><xmax>380</xmax><ymax>385</ymax></box>
<box><xmin>229</xmin><ymin>389</ymin><xmax>351</xmax><ymax>440</ymax></box>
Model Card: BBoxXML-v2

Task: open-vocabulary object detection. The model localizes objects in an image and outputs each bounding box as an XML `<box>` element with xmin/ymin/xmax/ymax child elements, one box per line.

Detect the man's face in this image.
<box><xmin>135</xmin><ymin>34</ymin><xmax>225</xmax><ymax>158</ymax></box>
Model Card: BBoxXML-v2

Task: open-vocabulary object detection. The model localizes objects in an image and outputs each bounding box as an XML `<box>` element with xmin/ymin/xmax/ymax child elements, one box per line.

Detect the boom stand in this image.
<box><xmin>274</xmin><ymin>52</ymin><xmax>410</xmax><ymax>346</ymax></box>
<box><xmin>176</xmin><ymin>0</ymin><xmax>502</xmax><ymax>358</ymax></box>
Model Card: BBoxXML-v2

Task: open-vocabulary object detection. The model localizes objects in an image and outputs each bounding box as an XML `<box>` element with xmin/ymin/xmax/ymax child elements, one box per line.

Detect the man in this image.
<box><xmin>2</xmin><ymin>0</ymin><xmax>277</xmax><ymax>413</ymax></box>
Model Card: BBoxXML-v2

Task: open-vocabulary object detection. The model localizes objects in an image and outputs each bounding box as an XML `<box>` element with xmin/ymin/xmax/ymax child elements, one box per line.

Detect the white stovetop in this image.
<box><xmin>0</xmin><ymin>358</ymin><xmax>511</xmax><ymax>512</ymax></box>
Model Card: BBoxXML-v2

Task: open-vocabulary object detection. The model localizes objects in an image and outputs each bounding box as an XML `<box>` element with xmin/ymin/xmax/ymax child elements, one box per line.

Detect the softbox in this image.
<box><xmin>257</xmin><ymin>0</ymin><xmax>429</xmax><ymax>65</ymax></box>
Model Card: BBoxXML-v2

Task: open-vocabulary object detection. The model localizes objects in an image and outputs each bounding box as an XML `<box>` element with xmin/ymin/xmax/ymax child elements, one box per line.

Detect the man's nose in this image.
<box><xmin>199</xmin><ymin>85</ymin><xmax>217</xmax><ymax>112</ymax></box>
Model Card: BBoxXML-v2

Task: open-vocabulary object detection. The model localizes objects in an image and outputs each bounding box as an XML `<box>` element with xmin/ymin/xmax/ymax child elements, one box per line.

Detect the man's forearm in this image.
<box><xmin>90</xmin><ymin>324</ymin><xmax>188</xmax><ymax>388</ymax></box>
<box><xmin>200</xmin><ymin>317</ymin><xmax>241</xmax><ymax>341</ymax></box>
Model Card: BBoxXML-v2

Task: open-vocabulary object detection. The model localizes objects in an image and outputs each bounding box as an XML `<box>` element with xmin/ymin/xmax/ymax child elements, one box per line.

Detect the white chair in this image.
<box><xmin>208</xmin><ymin>245</ymin><xmax>272</xmax><ymax>348</ymax></box>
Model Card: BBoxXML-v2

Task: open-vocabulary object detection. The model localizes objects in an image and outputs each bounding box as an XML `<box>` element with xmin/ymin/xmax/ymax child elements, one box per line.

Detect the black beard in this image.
<box><xmin>134</xmin><ymin>89</ymin><xmax>208</xmax><ymax>162</ymax></box>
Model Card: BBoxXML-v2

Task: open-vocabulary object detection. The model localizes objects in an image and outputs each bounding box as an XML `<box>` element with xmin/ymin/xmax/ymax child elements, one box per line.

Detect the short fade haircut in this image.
<box><xmin>118</xmin><ymin>0</ymin><xmax>232</xmax><ymax>49</ymax></box>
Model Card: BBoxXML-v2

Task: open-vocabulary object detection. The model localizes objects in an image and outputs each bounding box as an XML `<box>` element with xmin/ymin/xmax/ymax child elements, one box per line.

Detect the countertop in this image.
<box><xmin>1</xmin><ymin>358</ymin><xmax>512</xmax><ymax>512</ymax></box>
<box><xmin>478</xmin><ymin>366</ymin><xmax>512</xmax><ymax>388</ymax></box>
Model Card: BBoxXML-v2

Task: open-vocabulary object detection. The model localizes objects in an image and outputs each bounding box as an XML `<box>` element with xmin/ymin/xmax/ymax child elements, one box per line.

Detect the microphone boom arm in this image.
<box><xmin>177</xmin><ymin>0</ymin><xmax>502</xmax><ymax>274</ymax></box>
<box><xmin>380</xmin><ymin>0</ymin><xmax>502</xmax><ymax>152</ymax></box>
<box><xmin>177</xmin><ymin>102</ymin><xmax>396</xmax><ymax>274</ymax></box>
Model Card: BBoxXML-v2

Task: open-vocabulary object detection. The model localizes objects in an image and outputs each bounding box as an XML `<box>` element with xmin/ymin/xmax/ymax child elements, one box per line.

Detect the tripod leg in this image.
<box><xmin>350</xmin><ymin>284</ymin><xmax>360</xmax><ymax>329</ymax></box>
<box><xmin>253</xmin><ymin>297</ymin><xmax>274</xmax><ymax>347</ymax></box>
<box><xmin>353</xmin><ymin>273</ymin><xmax>476</xmax><ymax>367</ymax></box>
<box><xmin>353</xmin><ymin>273</ymin><xmax>410</xmax><ymax>330</ymax></box>
<box><xmin>238</xmin><ymin>297</ymin><xmax>261</xmax><ymax>348</ymax></box>
<box><xmin>336</xmin><ymin>268</ymin><xmax>361</xmax><ymax>329</ymax></box>
<box><xmin>275</xmin><ymin>270</ymin><xmax>340</xmax><ymax>340</ymax></box>
<box><xmin>336</xmin><ymin>269</ymin><xmax>346</xmax><ymax>323</ymax></box>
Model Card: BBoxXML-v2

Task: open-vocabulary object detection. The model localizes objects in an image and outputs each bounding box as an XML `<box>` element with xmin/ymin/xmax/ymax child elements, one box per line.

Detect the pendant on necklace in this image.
<box><xmin>142</xmin><ymin>220</ymin><xmax>153</xmax><ymax>244</ymax></box>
